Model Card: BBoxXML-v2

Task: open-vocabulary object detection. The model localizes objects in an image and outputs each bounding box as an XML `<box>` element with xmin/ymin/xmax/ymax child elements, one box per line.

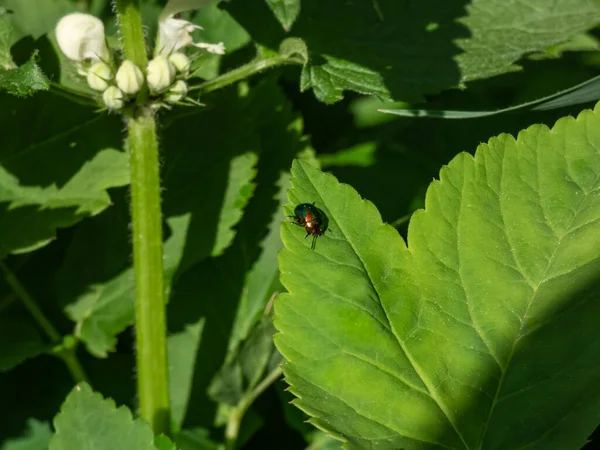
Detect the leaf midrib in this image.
<box><xmin>303</xmin><ymin>165</ymin><xmax>470</xmax><ymax>450</ymax></box>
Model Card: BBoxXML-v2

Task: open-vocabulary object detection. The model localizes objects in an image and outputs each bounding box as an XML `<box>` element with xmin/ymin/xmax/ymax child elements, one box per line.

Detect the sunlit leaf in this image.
<box><xmin>275</xmin><ymin>102</ymin><xmax>600</xmax><ymax>449</ymax></box>
<box><xmin>49</xmin><ymin>383</ymin><xmax>171</xmax><ymax>450</ymax></box>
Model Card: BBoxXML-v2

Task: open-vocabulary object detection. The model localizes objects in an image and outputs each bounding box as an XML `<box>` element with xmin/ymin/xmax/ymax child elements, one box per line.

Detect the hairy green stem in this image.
<box><xmin>127</xmin><ymin>113</ymin><xmax>170</xmax><ymax>435</ymax></box>
<box><xmin>113</xmin><ymin>0</ymin><xmax>148</xmax><ymax>68</ymax></box>
<box><xmin>114</xmin><ymin>0</ymin><xmax>170</xmax><ymax>435</ymax></box>
<box><xmin>0</xmin><ymin>260</ymin><xmax>89</xmax><ymax>384</ymax></box>
<box><xmin>225</xmin><ymin>367</ymin><xmax>283</xmax><ymax>450</ymax></box>
<box><xmin>189</xmin><ymin>56</ymin><xmax>304</xmax><ymax>94</ymax></box>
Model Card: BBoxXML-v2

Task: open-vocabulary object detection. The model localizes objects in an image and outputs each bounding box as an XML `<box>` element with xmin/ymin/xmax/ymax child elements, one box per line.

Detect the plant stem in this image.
<box><xmin>225</xmin><ymin>367</ymin><xmax>283</xmax><ymax>450</ymax></box>
<box><xmin>114</xmin><ymin>0</ymin><xmax>170</xmax><ymax>435</ymax></box>
<box><xmin>127</xmin><ymin>112</ymin><xmax>170</xmax><ymax>436</ymax></box>
<box><xmin>113</xmin><ymin>0</ymin><xmax>148</xmax><ymax>68</ymax></box>
<box><xmin>0</xmin><ymin>260</ymin><xmax>89</xmax><ymax>384</ymax></box>
<box><xmin>189</xmin><ymin>55</ymin><xmax>304</xmax><ymax>95</ymax></box>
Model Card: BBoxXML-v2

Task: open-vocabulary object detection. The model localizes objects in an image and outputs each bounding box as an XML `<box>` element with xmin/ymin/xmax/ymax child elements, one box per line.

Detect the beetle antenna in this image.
<box><xmin>311</xmin><ymin>235</ymin><xmax>317</xmax><ymax>250</ymax></box>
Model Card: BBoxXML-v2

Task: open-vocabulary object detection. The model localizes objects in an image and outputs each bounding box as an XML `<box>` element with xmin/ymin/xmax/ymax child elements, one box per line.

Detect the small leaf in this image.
<box><xmin>0</xmin><ymin>317</ymin><xmax>47</xmax><ymax>372</ymax></box>
<box><xmin>276</xmin><ymin>102</ymin><xmax>600</xmax><ymax>449</ymax></box>
<box><xmin>0</xmin><ymin>54</ymin><xmax>49</xmax><ymax>97</ymax></box>
<box><xmin>49</xmin><ymin>383</ymin><xmax>162</xmax><ymax>450</ymax></box>
<box><xmin>265</xmin><ymin>0</ymin><xmax>301</xmax><ymax>31</ymax></box>
<box><xmin>0</xmin><ymin>418</ymin><xmax>51</xmax><ymax>450</ymax></box>
<box><xmin>208</xmin><ymin>316</ymin><xmax>278</xmax><ymax>406</ymax></box>
<box><xmin>65</xmin><ymin>269</ymin><xmax>135</xmax><ymax>358</ymax></box>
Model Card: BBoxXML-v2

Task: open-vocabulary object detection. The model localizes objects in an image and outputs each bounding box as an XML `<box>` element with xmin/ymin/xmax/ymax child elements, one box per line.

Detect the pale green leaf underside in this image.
<box><xmin>275</xmin><ymin>104</ymin><xmax>600</xmax><ymax>449</ymax></box>
<box><xmin>49</xmin><ymin>383</ymin><xmax>169</xmax><ymax>450</ymax></box>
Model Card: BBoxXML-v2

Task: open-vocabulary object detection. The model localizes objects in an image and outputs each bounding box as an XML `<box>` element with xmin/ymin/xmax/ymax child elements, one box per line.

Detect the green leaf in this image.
<box><xmin>65</xmin><ymin>269</ymin><xmax>135</xmax><ymax>358</ymax></box>
<box><xmin>189</xmin><ymin>2</ymin><xmax>251</xmax><ymax>80</ymax></box>
<box><xmin>0</xmin><ymin>419</ymin><xmax>52</xmax><ymax>450</ymax></box>
<box><xmin>168</xmin><ymin>318</ymin><xmax>205</xmax><ymax>430</ymax></box>
<box><xmin>0</xmin><ymin>93</ymin><xmax>129</xmax><ymax>257</ymax></box>
<box><xmin>208</xmin><ymin>316</ymin><xmax>279</xmax><ymax>406</ymax></box>
<box><xmin>0</xmin><ymin>1</ymin><xmax>15</xmax><ymax>69</ymax></box>
<box><xmin>0</xmin><ymin>317</ymin><xmax>47</xmax><ymax>372</ymax></box>
<box><xmin>175</xmin><ymin>428</ymin><xmax>220</xmax><ymax>450</ymax></box>
<box><xmin>379</xmin><ymin>75</ymin><xmax>600</xmax><ymax>119</ymax></box>
<box><xmin>0</xmin><ymin>54</ymin><xmax>49</xmax><ymax>97</ymax></box>
<box><xmin>275</xmin><ymin>102</ymin><xmax>600</xmax><ymax>449</ymax></box>
<box><xmin>3</xmin><ymin>0</ymin><xmax>71</xmax><ymax>45</ymax></box>
<box><xmin>60</xmin><ymin>81</ymin><xmax>292</xmax><ymax>358</ymax></box>
<box><xmin>49</xmin><ymin>383</ymin><xmax>169</xmax><ymax>450</ymax></box>
<box><xmin>265</xmin><ymin>0</ymin><xmax>301</xmax><ymax>31</ymax></box>
<box><xmin>229</xmin><ymin>0</ymin><xmax>600</xmax><ymax>102</ymax></box>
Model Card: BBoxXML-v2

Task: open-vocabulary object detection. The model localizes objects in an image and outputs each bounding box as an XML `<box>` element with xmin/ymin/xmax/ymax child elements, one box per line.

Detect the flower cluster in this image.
<box><xmin>55</xmin><ymin>0</ymin><xmax>225</xmax><ymax>110</ymax></box>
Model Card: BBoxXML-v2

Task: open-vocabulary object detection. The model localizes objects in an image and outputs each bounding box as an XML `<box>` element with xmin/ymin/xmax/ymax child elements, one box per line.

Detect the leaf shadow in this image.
<box><xmin>166</xmin><ymin>80</ymin><xmax>305</xmax><ymax>430</ymax></box>
<box><xmin>227</xmin><ymin>0</ymin><xmax>471</xmax><ymax>101</ymax></box>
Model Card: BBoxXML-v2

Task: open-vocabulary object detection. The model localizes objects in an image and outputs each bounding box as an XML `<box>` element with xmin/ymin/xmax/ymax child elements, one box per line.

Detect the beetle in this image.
<box><xmin>288</xmin><ymin>203</ymin><xmax>329</xmax><ymax>250</ymax></box>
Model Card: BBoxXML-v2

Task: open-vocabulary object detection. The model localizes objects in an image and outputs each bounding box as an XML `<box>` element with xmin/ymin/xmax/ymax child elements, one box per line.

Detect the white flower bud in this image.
<box><xmin>102</xmin><ymin>86</ymin><xmax>124</xmax><ymax>110</ymax></box>
<box><xmin>166</xmin><ymin>80</ymin><xmax>188</xmax><ymax>102</ymax></box>
<box><xmin>169</xmin><ymin>52</ymin><xmax>190</xmax><ymax>73</ymax></box>
<box><xmin>116</xmin><ymin>60</ymin><xmax>144</xmax><ymax>95</ymax></box>
<box><xmin>147</xmin><ymin>55</ymin><xmax>175</xmax><ymax>92</ymax></box>
<box><xmin>86</xmin><ymin>61</ymin><xmax>112</xmax><ymax>91</ymax></box>
<box><xmin>55</xmin><ymin>13</ymin><xmax>109</xmax><ymax>62</ymax></box>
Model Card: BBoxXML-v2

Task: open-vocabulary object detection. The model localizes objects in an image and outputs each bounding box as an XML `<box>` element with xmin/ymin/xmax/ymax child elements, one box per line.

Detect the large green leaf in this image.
<box><xmin>0</xmin><ymin>93</ymin><xmax>129</xmax><ymax>257</ymax></box>
<box><xmin>229</xmin><ymin>0</ymin><xmax>600</xmax><ymax>103</ymax></box>
<box><xmin>49</xmin><ymin>383</ymin><xmax>173</xmax><ymax>450</ymax></box>
<box><xmin>275</xmin><ymin>102</ymin><xmax>600</xmax><ymax>449</ymax></box>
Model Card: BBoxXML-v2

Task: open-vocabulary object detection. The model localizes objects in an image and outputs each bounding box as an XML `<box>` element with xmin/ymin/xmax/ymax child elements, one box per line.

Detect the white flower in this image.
<box><xmin>116</xmin><ymin>60</ymin><xmax>144</xmax><ymax>95</ymax></box>
<box><xmin>86</xmin><ymin>61</ymin><xmax>112</xmax><ymax>91</ymax></box>
<box><xmin>156</xmin><ymin>0</ymin><xmax>225</xmax><ymax>56</ymax></box>
<box><xmin>166</xmin><ymin>80</ymin><xmax>188</xmax><ymax>102</ymax></box>
<box><xmin>55</xmin><ymin>13</ymin><xmax>109</xmax><ymax>62</ymax></box>
<box><xmin>147</xmin><ymin>55</ymin><xmax>176</xmax><ymax>92</ymax></box>
<box><xmin>169</xmin><ymin>52</ymin><xmax>191</xmax><ymax>73</ymax></box>
<box><xmin>102</xmin><ymin>86</ymin><xmax>124</xmax><ymax>110</ymax></box>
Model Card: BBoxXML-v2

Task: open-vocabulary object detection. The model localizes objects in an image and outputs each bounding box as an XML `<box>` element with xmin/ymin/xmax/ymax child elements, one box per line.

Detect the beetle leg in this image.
<box><xmin>305</xmin><ymin>232</ymin><xmax>310</xmax><ymax>238</ymax></box>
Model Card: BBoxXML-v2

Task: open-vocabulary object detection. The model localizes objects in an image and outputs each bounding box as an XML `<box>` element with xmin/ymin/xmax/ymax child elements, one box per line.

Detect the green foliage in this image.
<box><xmin>49</xmin><ymin>383</ymin><xmax>173</xmax><ymax>450</ymax></box>
<box><xmin>0</xmin><ymin>55</ymin><xmax>50</xmax><ymax>97</ymax></box>
<box><xmin>0</xmin><ymin>419</ymin><xmax>51</xmax><ymax>450</ymax></box>
<box><xmin>228</xmin><ymin>0</ymin><xmax>600</xmax><ymax>102</ymax></box>
<box><xmin>0</xmin><ymin>93</ymin><xmax>129</xmax><ymax>257</ymax></box>
<box><xmin>265</xmin><ymin>0</ymin><xmax>301</xmax><ymax>31</ymax></box>
<box><xmin>0</xmin><ymin>317</ymin><xmax>46</xmax><ymax>372</ymax></box>
<box><xmin>2</xmin><ymin>1</ymin><xmax>600</xmax><ymax>450</ymax></box>
<box><xmin>275</xmin><ymin>106</ymin><xmax>600</xmax><ymax>448</ymax></box>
